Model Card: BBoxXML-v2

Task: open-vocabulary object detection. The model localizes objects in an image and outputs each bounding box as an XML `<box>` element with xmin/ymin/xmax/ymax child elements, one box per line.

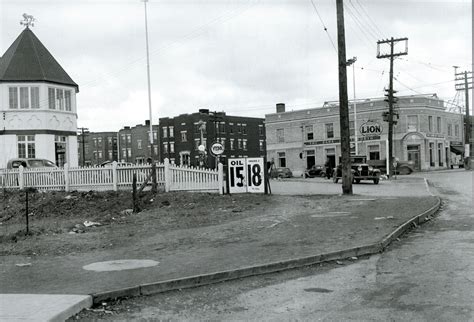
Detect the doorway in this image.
<box><xmin>407</xmin><ymin>145</ymin><xmax>421</xmax><ymax>171</ymax></box>
<box><xmin>306</xmin><ymin>150</ymin><xmax>315</xmax><ymax>169</ymax></box>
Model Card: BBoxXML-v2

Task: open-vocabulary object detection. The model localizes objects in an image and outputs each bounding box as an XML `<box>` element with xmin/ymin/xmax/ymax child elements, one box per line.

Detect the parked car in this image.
<box><xmin>304</xmin><ymin>165</ymin><xmax>326</xmax><ymax>178</ymax></box>
<box><xmin>7</xmin><ymin>158</ymin><xmax>57</xmax><ymax>169</ymax></box>
<box><xmin>270</xmin><ymin>167</ymin><xmax>293</xmax><ymax>179</ymax></box>
<box><xmin>333</xmin><ymin>155</ymin><xmax>381</xmax><ymax>184</ymax></box>
<box><xmin>367</xmin><ymin>159</ymin><xmax>415</xmax><ymax>175</ymax></box>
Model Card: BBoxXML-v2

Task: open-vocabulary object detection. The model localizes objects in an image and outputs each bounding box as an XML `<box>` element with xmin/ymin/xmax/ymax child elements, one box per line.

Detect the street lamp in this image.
<box><xmin>347</xmin><ymin>56</ymin><xmax>358</xmax><ymax>155</ymax></box>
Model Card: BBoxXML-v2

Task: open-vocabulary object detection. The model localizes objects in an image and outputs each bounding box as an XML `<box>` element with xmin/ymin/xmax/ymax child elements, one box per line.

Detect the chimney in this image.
<box><xmin>145</xmin><ymin>120</ymin><xmax>150</xmax><ymax>126</ymax></box>
<box><xmin>199</xmin><ymin>109</ymin><xmax>210</xmax><ymax>114</ymax></box>
<box><xmin>276</xmin><ymin>103</ymin><xmax>285</xmax><ymax>113</ymax></box>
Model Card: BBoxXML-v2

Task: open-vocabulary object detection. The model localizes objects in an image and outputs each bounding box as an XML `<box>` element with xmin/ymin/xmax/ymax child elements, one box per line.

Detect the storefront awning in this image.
<box><xmin>450</xmin><ymin>145</ymin><xmax>464</xmax><ymax>155</ymax></box>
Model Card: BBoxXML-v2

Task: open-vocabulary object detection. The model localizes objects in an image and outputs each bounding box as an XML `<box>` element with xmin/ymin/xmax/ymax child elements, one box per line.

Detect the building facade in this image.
<box><xmin>0</xmin><ymin>27</ymin><xmax>79</xmax><ymax>168</ymax></box>
<box><xmin>78</xmin><ymin>131</ymin><xmax>118</xmax><ymax>166</ymax></box>
<box><xmin>159</xmin><ymin>109</ymin><xmax>266</xmax><ymax>168</ymax></box>
<box><xmin>117</xmin><ymin>121</ymin><xmax>159</xmax><ymax>164</ymax></box>
<box><xmin>265</xmin><ymin>94</ymin><xmax>464</xmax><ymax>176</ymax></box>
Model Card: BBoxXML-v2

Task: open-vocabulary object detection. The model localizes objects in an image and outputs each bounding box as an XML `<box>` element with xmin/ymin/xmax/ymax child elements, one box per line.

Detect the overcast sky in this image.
<box><xmin>1</xmin><ymin>0</ymin><xmax>472</xmax><ymax>132</ymax></box>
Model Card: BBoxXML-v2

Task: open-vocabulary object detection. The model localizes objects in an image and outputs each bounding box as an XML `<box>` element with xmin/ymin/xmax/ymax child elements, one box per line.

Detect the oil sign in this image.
<box><xmin>210</xmin><ymin>142</ymin><xmax>224</xmax><ymax>156</ymax></box>
<box><xmin>359</xmin><ymin>121</ymin><xmax>383</xmax><ymax>136</ymax></box>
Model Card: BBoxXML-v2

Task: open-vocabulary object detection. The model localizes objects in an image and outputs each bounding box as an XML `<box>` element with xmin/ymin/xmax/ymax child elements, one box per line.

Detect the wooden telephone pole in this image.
<box><xmin>455</xmin><ymin>70</ymin><xmax>472</xmax><ymax>161</ymax></box>
<box><xmin>336</xmin><ymin>0</ymin><xmax>352</xmax><ymax>195</ymax></box>
<box><xmin>377</xmin><ymin>37</ymin><xmax>408</xmax><ymax>178</ymax></box>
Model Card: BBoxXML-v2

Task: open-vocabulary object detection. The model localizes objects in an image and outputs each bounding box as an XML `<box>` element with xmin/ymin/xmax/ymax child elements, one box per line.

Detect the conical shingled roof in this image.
<box><xmin>0</xmin><ymin>28</ymin><xmax>79</xmax><ymax>92</ymax></box>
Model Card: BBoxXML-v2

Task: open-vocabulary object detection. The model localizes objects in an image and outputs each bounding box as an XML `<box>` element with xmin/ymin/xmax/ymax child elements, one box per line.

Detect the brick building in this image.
<box><xmin>159</xmin><ymin>109</ymin><xmax>266</xmax><ymax>168</ymax></box>
<box><xmin>78</xmin><ymin>132</ymin><xmax>118</xmax><ymax>166</ymax></box>
<box><xmin>117</xmin><ymin>121</ymin><xmax>159</xmax><ymax>164</ymax></box>
<box><xmin>265</xmin><ymin>94</ymin><xmax>464</xmax><ymax>176</ymax></box>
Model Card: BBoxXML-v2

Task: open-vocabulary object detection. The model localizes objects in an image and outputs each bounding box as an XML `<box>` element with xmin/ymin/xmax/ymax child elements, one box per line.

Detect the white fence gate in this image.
<box><xmin>0</xmin><ymin>158</ymin><xmax>224</xmax><ymax>194</ymax></box>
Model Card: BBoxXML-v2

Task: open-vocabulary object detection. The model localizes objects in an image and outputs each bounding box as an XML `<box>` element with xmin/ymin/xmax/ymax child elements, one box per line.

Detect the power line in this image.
<box><xmin>343</xmin><ymin>2</ymin><xmax>377</xmax><ymax>46</ymax></box>
<box><xmin>394</xmin><ymin>76</ymin><xmax>423</xmax><ymax>95</ymax></box>
<box><xmin>309</xmin><ymin>0</ymin><xmax>338</xmax><ymax>53</ymax></box>
<box><xmin>347</xmin><ymin>0</ymin><xmax>380</xmax><ymax>40</ymax></box>
<box><xmin>354</xmin><ymin>0</ymin><xmax>385</xmax><ymax>38</ymax></box>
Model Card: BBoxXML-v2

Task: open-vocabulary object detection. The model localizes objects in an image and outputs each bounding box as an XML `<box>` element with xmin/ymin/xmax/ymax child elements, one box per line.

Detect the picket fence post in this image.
<box><xmin>164</xmin><ymin>158</ymin><xmax>171</xmax><ymax>192</ymax></box>
<box><xmin>19</xmin><ymin>165</ymin><xmax>24</xmax><ymax>190</ymax></box>
<box><xmin>218</xmin><ymin>162</ymin><xmax>224</xmax><ymax>195</ymax></box>
<box><xmin>112</xmin><ymin>161</ymin><xmax>118</xmax><ymax>191</ymax></box>
<box><xmin>64</xmin><ymin>163</ymin><xmax>70</xmax><ymax>192</ymax></box>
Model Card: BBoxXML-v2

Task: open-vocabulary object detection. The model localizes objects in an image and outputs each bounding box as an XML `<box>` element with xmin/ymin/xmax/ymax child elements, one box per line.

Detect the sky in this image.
<box><xmin>0</xmin><ymin>0</ymin><xmax>472</xmax><ymax>132</ymax></box>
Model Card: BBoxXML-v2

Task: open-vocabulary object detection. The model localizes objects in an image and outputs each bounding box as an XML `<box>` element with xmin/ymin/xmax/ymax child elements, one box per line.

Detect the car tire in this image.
<box><xmin>373</xmin><ymin>178</ymin><xmax>379</xmax><ymax>184</ymax></box>
<box><xmin>398</xmin><ymin>166</ymin><xmax>411</xmax><ymax>175</ymax></box>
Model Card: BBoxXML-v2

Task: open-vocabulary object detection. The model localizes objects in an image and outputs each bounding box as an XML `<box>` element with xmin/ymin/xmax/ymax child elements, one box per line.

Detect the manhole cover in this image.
<box><xmin>83</xmin><ymin>259</ymin><xmax>159</xmax><ymax>272</ymax></box>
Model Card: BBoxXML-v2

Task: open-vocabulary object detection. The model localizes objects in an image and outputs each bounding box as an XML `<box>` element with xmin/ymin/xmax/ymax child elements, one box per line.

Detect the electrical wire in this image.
<box><xmin>309</xmin><ymin>0</ymin><xmax>338</xmax><ymax>53</ymax></box>
<box><xmin>354</xmin><ymin>0</ymin><xmax>385</xmax><ymax>38</ymax></box>
<box><xmin>347</xmin><ymin>0</ymin><xmax>380</xmax><ymax>41</ymax></box>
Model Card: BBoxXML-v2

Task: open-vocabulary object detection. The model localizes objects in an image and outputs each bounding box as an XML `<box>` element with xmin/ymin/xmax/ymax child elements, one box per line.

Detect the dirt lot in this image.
<box><xmin>0</xmin><ymin>189</ymin><xmax>272</xmax><ymax>257</ymax></box>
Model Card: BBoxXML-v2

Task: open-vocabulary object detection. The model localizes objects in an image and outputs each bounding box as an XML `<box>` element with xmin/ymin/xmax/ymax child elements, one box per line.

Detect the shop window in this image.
<box><xmin>368</xmin><ymin>145</ymin><xmax>380</xmax><ymax>160</ymax></box>
<box><xmin>18</xmin><ymin>135</ymin><xmax>35</xmax><ymax>158</ymax></box>
<box><xmin>429</xmin><ymin>142</ymin><xmax>435</xmax><ymax>166</ymax></box>
<box><xmin>278</xmin><ymin>152</ymin><xmax>286</xmax><ymax>167</ymax></box>
<box><xmin>277</xmin><ymin>129</ymin><xmax>285</xmax><ymax>143</ymax></box>
<box><xmin>326</xmin><ymin>123</ymin><xmax>334</xmax><ymax>139</ymax></box>
<box><xmin>438</xmin><ymin>143</ymin><xmax>443</xmax><ymax>166</ymax></box>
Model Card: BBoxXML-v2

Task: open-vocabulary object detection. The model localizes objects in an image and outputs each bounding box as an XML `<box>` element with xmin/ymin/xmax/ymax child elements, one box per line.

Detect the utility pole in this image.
<box><xmin>455</xmin><ymin>70</ymin><xmax>472</xmax><ymax>163</ymax></box>
<box><xmin>78</xmin><ymin>127</ymin><xmax>89</xmax><ymax>167</ymax></box>
<box><xmin>377</xmin><ymin>37</ymin><xmax>408</xmax><ymax>178</ymax></box>
<box><xmin>336</xmin><ymin>0</ymin><xmax>352</xmax><ymax>195</ymax></box>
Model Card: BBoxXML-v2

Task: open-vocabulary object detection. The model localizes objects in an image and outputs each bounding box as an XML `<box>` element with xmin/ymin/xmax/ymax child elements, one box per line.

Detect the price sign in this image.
<box><xmin>228</xmin><ymin>157</ymin><xmax>264</xmax><ymax>194</ymax></box>
<box><xmin>245</xmin><ymin>158</ymin><xmax>264</xmax><ymax>193</ymax></box>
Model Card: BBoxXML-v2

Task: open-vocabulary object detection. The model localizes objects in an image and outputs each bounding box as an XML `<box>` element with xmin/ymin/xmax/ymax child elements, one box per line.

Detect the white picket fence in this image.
<box><xmin>0</xmin><ymin>158</ymin><xmax>224</xmax><ymax>194</ymax></box>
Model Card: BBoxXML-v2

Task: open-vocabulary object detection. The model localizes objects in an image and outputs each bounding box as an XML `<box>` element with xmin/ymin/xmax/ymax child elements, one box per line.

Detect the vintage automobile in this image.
<box><xmin>333</xmin><ymin>155</ymin><xmax>381</xmax><ymax>184</ymax></box>
<box><xmin>270</xmin><ymin>167</ymin><xmax>293</xmax><ymax>179</ymax></box>
<box><xmin>367</xmin><ymin>159</ymin><xmax>415</xmax><ymax>175</ymax></box>
<box><xmin>7</xmin><ymin>158</ymin><xmax>57</xmax><ymax>169</ymax></box>
<box><xmin>304</xmin><ymin>165</ymin><xmax>326</xmax><ymax>178</ymax></box>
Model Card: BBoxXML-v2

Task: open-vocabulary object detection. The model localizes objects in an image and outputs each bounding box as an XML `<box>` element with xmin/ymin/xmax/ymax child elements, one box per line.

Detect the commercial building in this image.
<box><xmin>77</xmin><ymin>131</ymin><xmax>118</xmax><ymax>166</ymax></box>
<box><xmin>159</xmin><ymin>109</ymin><xmax>266</xmax><ymax>168</ymax></box>
<box><xmin>117</xmin><ymin>120</ymin><xmax>159</xmax><ymax>164</ymax></box>
<box><xmin>265</xmin><ymin>94</ymin><xmax>464</xmax><ymax>176</ymax></box>
<box><xmin>0</xmin><ymin>27</ymin><xmax>79</xmax><ymax>168</ymax></box>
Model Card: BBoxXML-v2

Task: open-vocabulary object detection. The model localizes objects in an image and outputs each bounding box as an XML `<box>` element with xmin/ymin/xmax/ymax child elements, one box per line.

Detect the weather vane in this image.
<box><xmin>20</xmin><ymin>13</ymin><xmax>35</xmax><ymax>28</ymax></box>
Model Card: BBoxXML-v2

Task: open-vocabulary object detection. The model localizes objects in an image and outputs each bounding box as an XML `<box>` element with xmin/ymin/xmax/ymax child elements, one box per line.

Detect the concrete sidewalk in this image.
<box><xmin>0</xmin><ymin>177</ymin><xmax>440</xmax><ymax>321</ymax></box>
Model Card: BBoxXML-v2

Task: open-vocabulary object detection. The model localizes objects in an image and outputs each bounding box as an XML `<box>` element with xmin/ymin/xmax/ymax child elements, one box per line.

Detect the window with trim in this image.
<box><xmin>230</xmin><ymin>139</ymin><xmax>235</xmax><ymax>150</ymax></box>
<box><xmin>181</xmin><ymin>131</ymin><xmax>187</xmax><ymax>142</ymax></box>
<box><xmin>407</xmin><ymin>115</ymin><xmax>418</xmax><ymax>132</ymax></box>
<box><xmin>438</xmin><ymin>143</ymin><xmax>443</xmax><ymax>166</ymax></box>
<box><xmin>428</xmin><ymin>116</ymin><xmax>433</xmax><ymax>132</ymax></box>
<box><xmin>276</xmin><ymin>129</ymin><xmax>284</xmax><ymax>143</ymax></box>
<box><xmin>162</xmin><ymin>127</ymin><xmax>168</xmax><ymax>138</ymax></box>
<box><xmin>243</xmin><ymin>139</ymin><xmax>248</xmax><ymax>151</ymax></box>
<box><xmin>278</xmin><ymin>152</ymin><xmax>286</xmax><ymax>167</ymax></box>
<box><xmin>437</xmin><ymin>117</ymin><xmax>441</xmax><ymax>133</ymax></box>
<box><xmin>237</xmin><ymin>139</ymin><xmax>242</xmax><ymax>149</ymax></box>
<box><xmin>455</xmin><ymin>124</ymin><xmax>459</xmax><ymax>137</ymax></box>
<box><xmin>170</xmin><ymin>142</ymin><xmax>175</xmax><ymax>153</ymax></box>
<box><xmin>242</xmin><ymin>124</ymin><xmax>247</xmax><ymax>135</ymax></box>
<box><xmin>258</xmin><ymin>124</ymin><xmax>264</xmax><ymax>136</ymax></box>
<box><xmin>18</xmin><ymin>135</ymin><xmax>35</xmax><ymax>158</ymax></box>
<box><xmin>108</xmin><ymin>151</ymin><xmax>113</xmax><ymax>159</ymax></box>
<box><xmin>9</xmin><ymin>86</ymin><xmax>40</xmax><ymax>109</ymax></box>
<box><xmin>429</xmin><ymin>142</ymin><xmax>435</xmax><ymax>166</ymax></box>
<box><xmin>325</xmin><ymin>123</ymin><xmax>334</xmax><ymax>139</ymax></box>
<box><xmin>107</xmin><ymin>137</ymin><xmax>113</xmax><ymax>145</ymax></box>
<box><xmin>305</xmin><ymin>125</ymin><xmax>314</xmax><ymax>140</ymax></box>
<box><xmin>127</xmin><ymin>134</ymin><xmax>131</xmax><ymax>144</ymax></box>
<box><xmin>169</xmin><ymin>126</ymin><xmax>174</xmax><ymax>138</ymax></box>
<box><xmin>448</xmin><ymin>124</ymin><xmax>452</xmax><ymax>136</ymax></box>
<box><xmin>368</xmin><ymin>145</ymin><xmax>380</xmax><ymax>160</ymax></box>
<box><xmin>48</xmin><ymin>87</ymin><xmax>72</xmax><ymax>111</ymax></box>
<box><xmin>259</xmin><ymin>140</ymin><xmax>264</xmax><ymax>151</ymax></box>
<box><xmin>127</xmin><ymin>148</ymin><xmax>131</xmax><ymax>157</ymax></box>
<box><xmin>163</xmin><ymin>143</ymin><xmax>169</xmax><ymax>154</ymax></box>
<box><xmin>137</xmin><ymin>139</ymin><xmax>142</xmax><ymax>149</ymax></box>
<box><xmin>218</xmin><ymin>122</ymin><xmax>225</xmax><ymax>134</ymax></box>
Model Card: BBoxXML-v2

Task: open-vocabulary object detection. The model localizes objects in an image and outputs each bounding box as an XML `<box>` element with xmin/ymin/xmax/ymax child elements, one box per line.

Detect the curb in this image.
<box><xmin>90</xmin><ymin>195</ymin><xmax>441</xmax><ymax>306</ymax></box>
<box><xmin>50</xmin><ymin>295</ymin><xmax>93</xmax><ymax>322</ymax></box>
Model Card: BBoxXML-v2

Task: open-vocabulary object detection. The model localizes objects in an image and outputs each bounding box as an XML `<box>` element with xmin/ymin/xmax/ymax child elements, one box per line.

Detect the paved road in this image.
<box><xmin>73</xmin><ymin>170</ymin><xmax>473</xmax><ymax>321</ymax></box>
